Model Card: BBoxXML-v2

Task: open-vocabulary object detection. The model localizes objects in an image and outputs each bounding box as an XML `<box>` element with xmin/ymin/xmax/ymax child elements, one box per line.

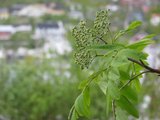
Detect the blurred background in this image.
<box><xmin>0</xmin><ymin>0</ymin><xmax>160</xmax><ymax>120</ymax></box>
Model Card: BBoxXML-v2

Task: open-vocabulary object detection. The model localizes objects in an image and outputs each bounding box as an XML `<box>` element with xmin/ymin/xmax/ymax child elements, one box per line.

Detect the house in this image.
<box><xmin>13</xmin><ymin>24</ymin><xmax>32</xmax><ymax>32</ymax></box>
<box><xmin>16</xmin><ymin>47</ymin><xmax>27</xmax><ymax>59</ymax></box>
<box><xmin>0</xmin><ymin>24</ymin><xmax>32</xmax><ymax>40</ymax></box>
<box><xmin>33</xmin><ymin>21</ymin><xmax>71</xmax><ymax>55</ymax></box>
<box><xmin>45</xmin><ymin>2</ymin><xmax>65</xmax><ymax>15</ymax></box>
<box><xmin>33</xmin><ymin>21</ymin><xmax>65</xmax><ymax>39</ymax></box>
<box><xmin>17</xmin><ymin>4</ymin><xmax>46</xmax><ymax>17</ymax></box>
<box><xmin>9</xmin><ymin>4</ymin><xmax>28</xmax><ymax>16</ymax></box>
<box><xmin>0</xmin><ymin>25</ymin><xmax>14</xmax><ymax>40</ymax></box>
<box><xmin>0</xmin><ymin>8</ymin><xmax>9</xmax><ymax>19</ymax></box>
<box><xmin>0</xmin><ymin>32</ymin><xmax>12</xmax><ymax>40</ymax></box>
<box><xmin>12</xmin><ymin>3</ymin><xmax>65</xmax><ymax>18</ymax></box>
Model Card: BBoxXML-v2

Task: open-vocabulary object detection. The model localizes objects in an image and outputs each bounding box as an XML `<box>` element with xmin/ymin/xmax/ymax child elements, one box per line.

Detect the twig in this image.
<box><xmin>112</xmin><ymin>100</ymin><xmax>116</xmax><ymax>120</ymax></box>
<box><xmin>128</xmin><ymin>58</ymin><xmax>160</xmax><ymax>74</ymax></box>
<box><xmin>95</xmin><ymin>54</ymin><xmax>104</xmax><ymax>57</ymax></box>
<box><xmin>97</xmin><ymin>37</ymin><xmax>108</xmax><ymax>44</ymax></box>
<box><xmin>120</xmin><ymin>70</ymin><xmax>150</xmax><ymax>90</ymax></box>
<box><xmin>120</xmin><ymin>57</ymin><xmax>160</xmax><ymax>90</ymax></box>
<box><xmin>68</xmin><ymin>105</ymin><xmax>75</xmax><ymax>120</ymax></box>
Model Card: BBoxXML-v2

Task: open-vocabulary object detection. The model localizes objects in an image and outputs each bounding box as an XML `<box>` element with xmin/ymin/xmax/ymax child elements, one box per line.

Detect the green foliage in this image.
<box><xmin>115</xmin><ymin>107</ymin><xmax>128</xmax><ymax>120</ymax></box>
<box><xmin>0</xmin><ymin>55</ymin><xmax>111</xmax><ymax>120</ymax></box>
<box><xmin>70</xmin><ymin>10</ymin><xmax>154</xmax><ymax>120</ymax></box>
<box><xmin>0</xmin><ymin>57</ymin><xmax>83</xmax><ymax>120</ymax></box>
<box><xmin>74</xmin><ymin>88</ymin><xmax>90</xmax><ymax>117</ymax></box>
<box><xmin>11</xmin><ymin>32</ymin><xmax>35</xmax><ymax>48</ymax></box>
<box><xmin>116</xmin><ymin>96</ymin><xmax>139</xmax><ymax>118</ymax></box>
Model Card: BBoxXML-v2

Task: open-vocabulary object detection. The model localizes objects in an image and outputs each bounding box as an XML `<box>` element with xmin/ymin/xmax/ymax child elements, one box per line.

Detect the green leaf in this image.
<box><xmin>83</xmin><ymin>87</ymin><xmax>90</xmax><ymax>106</ymax></box>
<box><xmin>114</xmin><ymin>21</ymin><xmax>142</xmax><ymax>40</ymax></box>
<box><xmin>132</xmin><ymin>79</ymin><xmax>141</xmax><ymax>92</ymax></box>
<box><xmin>111</xmin><ymin>48</ymin><xmax>147</xmax><ymax>68</ymax></box>
<box><xmin>126</xmin><ymin>39</ymin><xmax>154</xmax><ymax>51</ymax></box>
<box><xmin>111</xmin><ymin>53</ymin><xmax>128</xmax><ymax>67</ymax></box>
<box><xmin>118</xmin><ymin>63</ymin><xmax>131</xmax><ymax>81</ymax></box>
<box><xmin>108</xmin><ymin>67</ymin><xmax>120</xmax><ymax>81</ymax></box>
<box><xmin>116</xmin><ymin>96</ymin><xmax>139</xmax><ymax>118</ymax></box>
<box><xmin>71</xmin><ymin>110</ymin><xmax>79</xmax><ymax>120</ymax></box>
<box><xmin>126</xmin><ymin>21</ymin><xmax>142</xmax><ymax>31</ymax></box>
<box><xmin>75</xmin><ymin>88</ymin><xmax>90</xmax><ymax>117</ymax></box>
<box><xmin>98</xmin><ymin>80</ymin><xmax>108</xmax><ymax>94</ymax></box>
<box><xmin>106</xmin><ymin>93</ymin><xmax>111</xmax><ymax>117</ymax></box>
<box><xmin>78</xmin><ymin>80</ymin><xmax>89</xmax><ymax>90</ymax></box>
<box><xmin>143</xmin><ymin>34</ymin><xmax>156</xmax><ymax>39</ymax></box>
<box><xmin>121</xmin><ymin>86</ymin><xmax>138</xmax><ymax>104</ymax></box>
<box><xmin>108</xmin><ymin>80</ymin><xmax>120</xmax><ymax>100</ymax></box>
<box><xmin>118</xmin><ymin>49</ymin><xmax>147</xmax><ymax>60</ymax></box>
<box><xmin>78</xmin><ymin>69</ymin><xmax>105</xmax><ymax>89</ymax></box>
<box><xmin>115</xmin><ymin>107</ymin><xmax>128</xmax><ymax>120</ymax></box>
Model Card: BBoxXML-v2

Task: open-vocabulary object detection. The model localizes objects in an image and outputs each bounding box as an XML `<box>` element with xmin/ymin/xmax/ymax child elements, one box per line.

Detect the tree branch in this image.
<box><xmin>120</xmin><ymin>57</ymin><xmax>160</xmax><ymax>90</ymax></box>
<box><xmin>128</xmin><ymin>58</ymin><xmax>160</xmax><ymax>74</ymax></box>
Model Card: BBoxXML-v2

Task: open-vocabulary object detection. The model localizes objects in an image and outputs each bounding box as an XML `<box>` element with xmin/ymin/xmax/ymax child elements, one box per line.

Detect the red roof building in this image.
<box><xmin>0</xmin><ymin>32</ymin><xmax>12</xmax><ymax>40</ymax></box>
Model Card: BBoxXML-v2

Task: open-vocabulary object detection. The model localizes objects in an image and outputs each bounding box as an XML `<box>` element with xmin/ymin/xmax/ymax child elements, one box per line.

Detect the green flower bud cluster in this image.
<box><xmin>92</xmin><ymin>10</ymin><xmax>110</xmax><ymax>41</ymax></box>
<box><xmin>72</xmin><ymin>21</ymin><xmax>93</xmax><ymax>69</ymax></box>
<box><xmin>72</xmin><ymin>10</ymin><xmax>110</xmax><ymax>69</ymax></box>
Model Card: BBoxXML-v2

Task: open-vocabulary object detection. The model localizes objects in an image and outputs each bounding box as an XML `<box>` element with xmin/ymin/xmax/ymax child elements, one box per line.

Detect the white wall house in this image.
<box><xmin>33</xmin><ymin>21</ymin><xmax>71</xmax><ymax>55</ymax></box>
<box><xmin>17</xmin><ymin>4</ymin><xmax>46</xmax><ymax>17</ymax></box>
<box><xmin>0</xmin><ymin>25</ymin><xmax>15</xmax><ymax>33</ymax></box>
<box><xmin>13</xmin><ymin>24</ymin><xmax>32</xmax><ymax>32</ymax></box>
<box><xmin>13</xmin><ymin>3</ymin><xmax>65</xmax><ymax>18</ymax></box>
<box><xmin>0</xmin><ymin>24</ymin><xmax>32</xmax><ymax>40</ymax></box>
<box><xmin>0</xmin><ymin>24</ymin><xmax>32</xmax><ymax>33</ymax></box>
<box><xmin>10</xmin><ymin>4</ymin><xmax>28</xmax><ymax>16</ymax></box>
<box><xmin>34</xmin><ymin>21</ymin><xmax>65</xmax><ymax>39</ymax></box>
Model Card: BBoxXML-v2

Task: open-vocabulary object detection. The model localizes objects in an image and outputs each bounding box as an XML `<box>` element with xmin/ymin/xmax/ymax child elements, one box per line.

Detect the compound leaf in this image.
<box><xmin>71</xmin><ymin>110</ymin><xmax>79</xmax><ymax>120</ymax></box>
<box><xmin>127</xmin><ymin>39</ymin><xmax>154</xmax><ymax>51</ymax></box>
<box><xmin>115</xmin><ymin>107</ymin><xmax>128</xmax><ymax>120</ymax></box>
<box><xmin>108</xmin><ymin>80</ymin><xmax>120</xmax><ymax>100</ymax></box>
<box><xmin>121</xmin><ymin>86</ymin><xmax>138</xmax><ymax>104</ymax></box>
<box><xmin>75</xmin><ymin>88</ymin><xmax>90</xmax><ymax>117</ymax></box>
<box><xmin>126</xmin><ymin>21</ymin><xmax>142</xmax><ymax>31</ymax></box>
<box><xmin>116</xmin><ymin>96</ymin><xmax>139</xmax><ymax>118</ymax></box>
